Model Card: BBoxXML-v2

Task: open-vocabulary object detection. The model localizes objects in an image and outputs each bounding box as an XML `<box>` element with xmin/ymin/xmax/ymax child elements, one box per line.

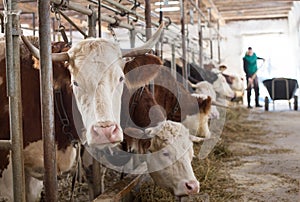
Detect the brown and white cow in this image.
<box><xmin>123</xmin><ymin>54</ymin><xmax>212</xmax><ymax>138</ymax></box>
<box><xmin>118</xmin><ymin>57</ymin><xmax>201</xmax><ymax>196</ymax></box>
<box><xmin>0</xmin><ymin>24</ymin><xmax>163</xmax><ymax>201</ymax></box>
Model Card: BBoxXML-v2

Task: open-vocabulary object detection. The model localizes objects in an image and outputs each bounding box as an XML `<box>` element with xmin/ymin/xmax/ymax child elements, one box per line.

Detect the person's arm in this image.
<box><xmin>257</xmin><ymin>56</ymin><xmax>265</xmax><ymax>61</ymax></box>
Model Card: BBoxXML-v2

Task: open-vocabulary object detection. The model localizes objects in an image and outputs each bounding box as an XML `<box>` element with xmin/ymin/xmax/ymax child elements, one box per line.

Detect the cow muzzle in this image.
<box><xmin>176</xmin><ymin>179</ymin><xmax>200</xmax><ymax>196</ymax></box>
<box><xmin>184</xmin><ymin>180</ymin><xmax>200</xmax><ymax>194</ymax></box>
<box><xmin>88</xmin><ymin>121</ymin><xmax>123</xmax><ymax>147</ymax></box>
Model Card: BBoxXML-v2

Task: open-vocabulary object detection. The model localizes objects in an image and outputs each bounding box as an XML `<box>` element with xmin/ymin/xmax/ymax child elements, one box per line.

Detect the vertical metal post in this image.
<box><xmin>4</xmin><ymin>0</ymin><xmax>25</xmax><ymax>201</ymax></box>
<box><xmin>69</xmin><ymin>22</ymin><xmax>72</xmax><ymax>43</ymax></box>
<box><xmin>145</xmin><ymin>0</ymin><xmax>152</xmax><ymax>40</ymax></box>
<box><xmin>129</xmin><ymin>29</ymin><xmax>136</xmax><ymax>48</ymax></box>
<box><xmin>171</xmin><ymin>43</ymin><xmax>176</xmax><ymax>79</ymax></box>
<box><xmin>180</xmin><ymin>0</ymin><xmax>187</xmax><ymax>88</ymax></box>
<box><xmin>88</xmin><ymin>5</ymin><xmax>97</xmax><ymax>37</ymax></box>
<box><xmin>207</xmin><ymin>7</ymin><xmax>213</xmax><ymax>60</ymax></box>
<box><xmin>197</xmin><ymin>0</ymin><xmax>203</xmax><ymax>67</ymax></box>
<box><xmin>32</xmin><ymin>12</ymin><xmax>36</xmax><ymax>36</ymax></box>
<box><xmin>88</xmin><ymin>7</ymin><xmax>102</xmax><ymax>198</ymax></box>
<box><xmin>98</xmin><ymin>0</ymin><xmax>102</xmax><ymax>37</ymax></box>
<box><xmin>38</xmin><ymin>0</ymin><xmax>57</xmax><ymax>201</ymax></box>
<box><xmin>52</xmin><ymin>17</ymin><xmax>56</xmax><ymax>41</ymax></box>
<box><xmin>217</xmin><ymin>20</ymin><xmax>221</xmax><ymax>64</ymax></box>
<box><xmin>145</xmin><ymin>0</ymin><xmax>155</xmax><ymax>92</ymax></box>
<box><xmin>0</xmin><ymin>14</ymin><xmax>4</xmax><ymax>33</ymax></box>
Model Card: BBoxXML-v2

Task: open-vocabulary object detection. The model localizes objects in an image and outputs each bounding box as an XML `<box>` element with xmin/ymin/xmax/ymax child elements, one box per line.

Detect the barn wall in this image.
<box><xmin>219</xmin><ymin>19</ymin><xmax>290</xmax><ymax>78</ymax></box>
<box><xmin>288</xmin><ymin>1</ymin><xmax>300</xmax><ymax>84</ymax></box>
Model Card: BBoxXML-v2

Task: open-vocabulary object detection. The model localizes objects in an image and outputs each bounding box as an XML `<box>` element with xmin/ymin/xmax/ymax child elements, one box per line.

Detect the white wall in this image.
<box><xmin>219</xmin><ymin>19</ymin><xmax>291</xmax><ymax>78</ymax></box>
<box><xmin>288</xmin><ymin>1</ymin><xmax>300</xmax><ymax>84</ymax></box>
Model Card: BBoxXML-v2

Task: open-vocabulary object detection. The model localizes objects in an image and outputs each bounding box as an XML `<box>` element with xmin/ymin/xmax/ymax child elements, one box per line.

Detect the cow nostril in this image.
<box><xmin>185</xmin><ymin>182</ymin><xmax>193</xmax><ymax>190</ymax></box>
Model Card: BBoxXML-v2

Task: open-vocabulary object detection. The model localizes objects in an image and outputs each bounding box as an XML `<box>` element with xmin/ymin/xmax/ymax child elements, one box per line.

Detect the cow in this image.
<box><xmin>189</xmin><ymin>81</ymin><xmax>220</xmax><ymax>119</ymax></box>
<box><xmin>164</xmin><ymin>60</ymin><xmax>235</xmax><ymax>101</ymax></box>
<box><xmin>124</xmin><ymin>54</ymin><xmax>212</xmax><ymax>138</ymax></box>
<box><xmin>222</xmin><ymin>73</ymin><xmax>245</xmax><ymax>104</ymax></box>
<box><xmin>117</xmin><ymin>57</ymin><xmax>201</xmax><ymax>196</ymax></box>
<box><xmin>146</xmin><ymin>121</ymin><xmax>199</xmax><ymax>196</ymax></box>
<box><xmin>0</xmin><ymin>24</ymin><xmax>163</xmax><ymax>202</ymax></box>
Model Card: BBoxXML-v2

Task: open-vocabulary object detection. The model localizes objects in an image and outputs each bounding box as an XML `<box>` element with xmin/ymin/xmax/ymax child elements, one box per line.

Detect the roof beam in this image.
<box><xmin>201</xmin><ymin>0</ymin><xmax>225</xmax><ymax>25</ymax></box>
<box><xmin>225</xmin><ymin>13</ymin><xmax>289</xmax><ymax>22</ymax></box>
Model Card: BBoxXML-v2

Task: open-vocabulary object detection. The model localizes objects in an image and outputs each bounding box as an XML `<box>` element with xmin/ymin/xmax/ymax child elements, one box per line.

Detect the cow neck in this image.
<box><xmin>124</xmin><ymin>86</ymin><xmax>145</xmax><ymax>127</ymax></box>
<box><xmin>54</xmin><ymin>88</ymin><xmax>79</xmax><ymax>147</ymax></box>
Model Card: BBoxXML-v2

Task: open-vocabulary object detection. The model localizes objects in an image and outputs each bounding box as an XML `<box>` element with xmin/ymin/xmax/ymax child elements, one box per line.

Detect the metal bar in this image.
<box><xmin>171</xmin><ymin>43</ymin><xmax>176</xmax><ymax>79</ymax></box>
<box><xmin>88</xmin><ymin>5</ymin><xmax>97</xmax><ymax>37</ymax></box>
<box><xmin>187</xmin><ymin>0</ymin><xmax>222</xmax><ymax>39</ymax></box>
<box><xmin>129</xmin><ymin>29</ymin><xmax>136</xmax><ymax>48</ymax></box>
<box><xmin>51</xmin><ymin>0</ymin><xmax>93</xmax><ymax>16</ymax></box>
<box><xmin>98</xmin><ymin>0</ymin><xmax>101</xmax><ymax>37</ymax></box>
<box><xmin>0</xmin><ymin>14</ymin><xmax>4</xmax><ymax>33</ymax></box>
<box><xmin>38</xmin><ymin>0</ymin><xmax>57</xmax><ymax>201</ymax></box>
<box><xmin>180</xmin><ymin>0</ymin><xmax>187</xmax><ymax>88</ymax></box>
<box><xmin>4</xmin><ymin>0</ymin><xmax>26</xmax><ymax>201</ymax></box>
<box><xmin>58</xmin><ymin>10</ymin><xmax>88</xmax><ymax>38</ymax></box>
<box><xmin>217</xmin><ymin>21</ymin><xmax>221</xmax><ymax>63</ymax></box>
<box><xmin>32</xmin><ymin>12</ymin><xmax>36</xmax><ymax>36</ymax></box>
<box><xmin>145</xmin><ymin>0</ymin><xmax>152</xmax><ymax>40</ymax></box>
<box><xmin>51</xmin><ymin>17</ymin><xmax>56</xmax><ymax>41</ymax></box>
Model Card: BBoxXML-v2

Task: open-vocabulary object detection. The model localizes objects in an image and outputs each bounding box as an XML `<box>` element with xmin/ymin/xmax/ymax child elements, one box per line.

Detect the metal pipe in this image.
<box><xmin>88</xmin><ymin>5</ymin><xmax>97</xmax><ymax>37</ymax></box>
<box><xmin>52</xmin><ymin>17</ymin><xmax>56</xmax><ymax>41</ymax></box>
<box><xmin>38</xmin><ymin>0</ymin><xmax>57</xmax><ymax>201</ymax></box>
<box><xmin>180</xmin><ymin>0</ymin><xmax>187</xmax><ymax>88</ymax></box>
<box><xmin>51</xmin><ymin>0</ymin><xmax>93</xmax><ymax>16</ymax></box>
<box><xmin>171</xmin><ymin>43</ymin><xmax>176</xmax><ymax>79</ymax></box>
<box><xmin>32</xmin><ymin>12</ymin><xmax>36</xmax><ymax>36</ymax></box>
<box><xmin>145</xmin><ymin>0</ymin><xmax>152</xmax><ymax>40</ymax></box>
<box><xmin>58</xmin><ymin>11</ymin><xmax>88</xmax><ymax>38</ymax></box>
<box><xmin>4</xmin><ymin>0</ymin><xmax>26</xmax><ymax>201</ymax></box>
<box><xmin>217</xmin><ymin>20</ymin><xmax>221</xmax><ymax>63</ymax></box>
<box><xmin>187</xmin><ymin>0</ymin><xmax>222</xmax><ymax>38</ymax></box>
<box><xmin>130</xmin><ymin>29</ymin><xmax>136</xmax><ymax>48</ymax></box>
<box><xmin>0</xmin><ymin>14</ymin><xmax>4</xmax><ymax>33</ymax></box>
<box><xmin>98</xmin><ymin>0</ymin><xmax>101</xmax><ymax>37</ymax></box>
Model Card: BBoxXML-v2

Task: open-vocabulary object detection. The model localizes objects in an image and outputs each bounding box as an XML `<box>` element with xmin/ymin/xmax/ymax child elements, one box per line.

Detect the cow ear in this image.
<box><xmin>124</xmin><ymin>63</ymin><xmax>161</xmax><ymax>89</ymax></box>
<box><xmin>142</xmin><ymin>139</ymin><xmax>151</xmax><ymax>150</ymax></box>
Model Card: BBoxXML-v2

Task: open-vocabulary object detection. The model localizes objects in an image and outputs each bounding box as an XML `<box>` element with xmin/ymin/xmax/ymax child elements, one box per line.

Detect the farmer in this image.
<box><xmin>243</xmin><ymin>47</ymin><xmax>265</xmax><ymax>108</ymax></box>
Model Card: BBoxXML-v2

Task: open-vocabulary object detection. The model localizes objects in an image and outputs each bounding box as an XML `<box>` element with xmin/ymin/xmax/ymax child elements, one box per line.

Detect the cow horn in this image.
<box><xmin>121</xmin><ymin>23</ymin><xmax>164</xmax><ymax>57</ymax></box>
<box><xmin>21</xmin><ymin>35</ymin><xmax>69</xmax><ymax>62</ymax></box>
<box><xmin>188</xmin><ymin>80</ymin><xmax>198</xmax><ymax>88</ymax></box>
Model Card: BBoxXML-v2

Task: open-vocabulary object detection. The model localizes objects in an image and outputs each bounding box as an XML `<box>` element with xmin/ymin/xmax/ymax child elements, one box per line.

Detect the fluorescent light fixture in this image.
<box><xmin>154</xmin><ymin>1</ymin><xmax>179</xmax><ymax>6</ymax></box>
<box><xmin>155</xmin><ymin>7</ymin><xmax>180</xmax><ymax>12</ymax></box>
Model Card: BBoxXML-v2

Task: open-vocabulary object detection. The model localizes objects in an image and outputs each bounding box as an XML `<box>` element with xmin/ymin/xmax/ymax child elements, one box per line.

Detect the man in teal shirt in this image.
<box><xmin>243</xmin><ymin>47</ymin><xmax>265</xmax><ymax>108</ymax></box>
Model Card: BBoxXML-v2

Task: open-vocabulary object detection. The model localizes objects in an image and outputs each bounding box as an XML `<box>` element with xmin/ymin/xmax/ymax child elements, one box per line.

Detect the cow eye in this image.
<box><xmin>162</xmin><ymin>151</ymin><xmax>169</xmax><ymax>156</ymax></box>
<box><xmin>73</xmin><ymin>81</ymin><xmax>79</xmax><ymax>87</ymax></box>
<box><xmin>119</xmin><ymin>76</ymin><xmax>124</xmax><ymax>82</ymax></box>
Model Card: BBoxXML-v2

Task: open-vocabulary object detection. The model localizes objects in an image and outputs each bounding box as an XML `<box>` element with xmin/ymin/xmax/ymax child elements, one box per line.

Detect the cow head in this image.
<box><xmin>211</xmin><ymin>69</ymin><xmax>235</xmax><ymax>99</ymax></box>
<box><xmin>145</xmin><ymin>121</ymin><xmax>199</xmax><ymax>196</ymax></box>
<box><xmin>21</xmin><ymin>24</ymin><xmax>164</xmax><ymax>149</ymax></box>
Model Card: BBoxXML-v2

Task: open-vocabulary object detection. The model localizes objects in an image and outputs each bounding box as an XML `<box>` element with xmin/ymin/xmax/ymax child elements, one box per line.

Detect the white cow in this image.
<box><xmin>189</xmin><ymin>81</ymin><xmax>220</xmax><ymax>120</ymax></box>
<box><xmin>125</xmin><ymin>121</ymin><xmax>200</xmax><ymax>196</ymax></box>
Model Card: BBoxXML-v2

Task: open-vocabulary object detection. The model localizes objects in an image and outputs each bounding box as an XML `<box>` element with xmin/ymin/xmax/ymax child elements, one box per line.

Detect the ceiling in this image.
<box><xmin>0</xmin><ymin>0</ymin><xmax>297</xmax><ymax>30</ymax></box>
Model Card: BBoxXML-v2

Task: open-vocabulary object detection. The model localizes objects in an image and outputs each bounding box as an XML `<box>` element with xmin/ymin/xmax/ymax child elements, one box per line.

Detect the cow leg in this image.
<box><xmin>25</xmin><ymin>171</ymin><xmax>43</xmax><ymax>202</ymax></box>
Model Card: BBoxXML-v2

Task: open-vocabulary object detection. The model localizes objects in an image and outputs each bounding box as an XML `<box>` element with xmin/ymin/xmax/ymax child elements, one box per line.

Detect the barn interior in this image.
<box><xmin>1</xmin><ymin>0</ymin><xmax>300</xmax><ymax>201</ymax></box>
<box><xmin>1</xmin><ymin>0</ymin><xmax>299</xmax><ymax>103</ymax></box>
